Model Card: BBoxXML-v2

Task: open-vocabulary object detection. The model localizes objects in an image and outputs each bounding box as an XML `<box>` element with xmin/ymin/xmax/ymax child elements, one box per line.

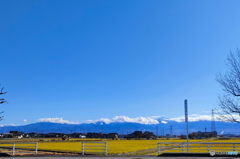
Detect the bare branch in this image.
<box><xmin>0</xmin><ymin>87</ymin><xmax>6</xmax><ymax>95</ymax></box>
<box><xmin>0</xmin><ymin>85</ymin><xmax>6</xmax><ymax>120</ymax></box>
<box><xmin>216</xmin><ymin>49</ymin><xmax>240</xmax><ymax>122</ymax></box>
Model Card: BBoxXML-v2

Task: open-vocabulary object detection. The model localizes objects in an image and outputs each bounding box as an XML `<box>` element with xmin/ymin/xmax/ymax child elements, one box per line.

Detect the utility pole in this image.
<box><xmin>185</xmin><ymin>99</ymin><xmax>189</xmax><ymax>153</ymax></box>
<box><xmin>211</xmin><ymin>109</ymin><xmax>216</xmax><ymax>132</ymax></box>
<box><xmin>162</xmin><ymin>127</ymin><xmax>164</xmax><ymax>138</ymax></box>
<box><xmin>170</xmin><ymin>125</ymin><xmax>173</xmax><ymax>136</ymax></box>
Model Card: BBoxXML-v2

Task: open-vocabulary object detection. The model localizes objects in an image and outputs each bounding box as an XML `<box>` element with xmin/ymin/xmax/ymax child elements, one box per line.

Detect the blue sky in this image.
<box><xmin>1</xmin><ymin>0</ymin><xmax>240</xmax><ymax>125</ymax></box>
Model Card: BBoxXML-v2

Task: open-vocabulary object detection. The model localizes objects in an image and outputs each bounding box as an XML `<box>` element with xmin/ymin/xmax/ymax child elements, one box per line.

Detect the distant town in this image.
<box><xmin>2</xmin><ymin>129</ymin><xmax>239</xmax><ymax>140</ymax></box>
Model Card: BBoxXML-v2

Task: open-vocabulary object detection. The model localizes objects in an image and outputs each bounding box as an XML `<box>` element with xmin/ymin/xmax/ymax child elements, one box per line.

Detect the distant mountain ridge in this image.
<box><xmin>0</xmin><ymin>120</ymin><xmax>239</xmax><ymax>135</ymax></box>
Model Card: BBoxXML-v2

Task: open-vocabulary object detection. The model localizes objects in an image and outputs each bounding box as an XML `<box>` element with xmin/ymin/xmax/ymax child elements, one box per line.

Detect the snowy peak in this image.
<box><xmin>0</xmin><ymin>120</ymin><xmax>238</xmax><ymax>135</ymax></box>
<box><xmin>83</xmin><ymin>116</ymin><xmax>159</xmax><ymax>124</ymax></box>
<box><xmin>34</xmin><ymin>114</ymin><xmax>219</xmax><ymax>126</ymax></box>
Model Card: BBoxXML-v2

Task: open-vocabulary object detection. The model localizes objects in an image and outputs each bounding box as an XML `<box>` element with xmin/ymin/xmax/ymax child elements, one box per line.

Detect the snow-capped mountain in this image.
<box><xmin>0</xmin><ymin>120</ymin><xmax>238</xmax><ymax>135</ymax></box>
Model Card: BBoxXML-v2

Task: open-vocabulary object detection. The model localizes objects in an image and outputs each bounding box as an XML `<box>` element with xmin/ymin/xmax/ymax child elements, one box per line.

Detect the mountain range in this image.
<box><xmin>0</xmin><ymin>120</ymin><xmax>239</xmax><ymax>135</ymax></box>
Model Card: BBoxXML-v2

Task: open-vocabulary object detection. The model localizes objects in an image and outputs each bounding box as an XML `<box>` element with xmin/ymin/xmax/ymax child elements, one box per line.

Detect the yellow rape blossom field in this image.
<box><xmin>1</xmin><ymin>138</ymin><xmax>240</xmax><ymax>156</ymax></box>
<box><xmin>37</xmin><ymin>138</ymin><xmax>240</xmax><ymax>155</ymax></box>
<box><xmin>36</xmin><ymin>138</ymin><xmax>203</xmax><ymax>155</ymax></box>
<box><xmin>37</xmin><ymin>140</ymin><xmax>162</xmax><ymax>155</ymax></box>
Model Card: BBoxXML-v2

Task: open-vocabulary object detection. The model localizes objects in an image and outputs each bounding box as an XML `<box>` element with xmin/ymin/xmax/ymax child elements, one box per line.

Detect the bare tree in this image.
<box><xmin>216</xmin><ymin>49</ymin><xmax>240</xmax><ymax>122</ymax></box>
<box><xmin>0</xmin><ymin>86</ymin><xmax>6</xmax><ymax>121</ymax></box>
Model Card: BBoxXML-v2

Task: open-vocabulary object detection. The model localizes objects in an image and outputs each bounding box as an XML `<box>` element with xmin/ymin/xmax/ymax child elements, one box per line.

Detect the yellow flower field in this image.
<box><xmin>36</xmin><ymin>140</ymin><xmax>160</xmax><ymax>154</ymax></box>
<box><xmin>36</xmin><ymin>138</ymin><xmax>200</xmax><ymax>155</ymax></box>
<box><xmin>157</xmin><ymin>138</ymin><xmax>240</xmax><ymax>154</ymax></box>
<box><xmin>1</xmin><ymin>138</ymin><xmax>240</xmax><ymax>155</ymax></box>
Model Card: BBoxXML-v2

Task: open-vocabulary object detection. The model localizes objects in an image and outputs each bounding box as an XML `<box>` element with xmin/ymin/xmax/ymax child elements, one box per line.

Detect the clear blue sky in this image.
<box><xmin>1</xmin><ymin>0</ymin><xmax>240</xmax><ymax>125</ymax></box>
